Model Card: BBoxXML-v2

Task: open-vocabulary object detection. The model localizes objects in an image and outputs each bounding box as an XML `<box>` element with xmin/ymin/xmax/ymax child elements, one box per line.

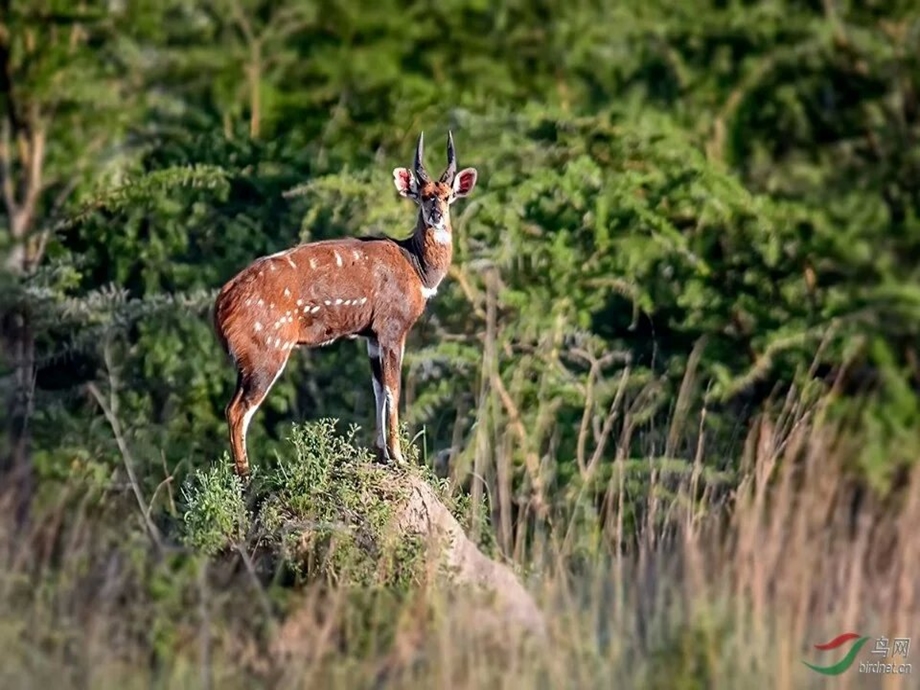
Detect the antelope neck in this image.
<box><xmin>396</xmin><ymin>217</ymin><xmax>453</xmax><ymax>291</ymax></box>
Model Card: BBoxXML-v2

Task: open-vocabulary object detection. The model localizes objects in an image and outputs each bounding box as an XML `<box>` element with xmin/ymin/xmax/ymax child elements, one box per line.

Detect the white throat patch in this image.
<box><xmin>431</xmin><ymin>227</ymin><xmax>451</xmax><ymax>245</ymax></box>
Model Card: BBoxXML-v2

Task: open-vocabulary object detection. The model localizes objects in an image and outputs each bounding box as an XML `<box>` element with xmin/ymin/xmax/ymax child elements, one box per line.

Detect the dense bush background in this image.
<box><xmin>0</xmin><ymin>1</ymin><xmax>917</xmax><ymax>687</ymax></box>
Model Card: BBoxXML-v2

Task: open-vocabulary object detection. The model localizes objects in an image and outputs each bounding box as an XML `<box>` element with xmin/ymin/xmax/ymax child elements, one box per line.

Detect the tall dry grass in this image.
<box><xmin>0</xmin><ymin>383</ymin><xmax>917</xmax><ymax>690</ymax></box>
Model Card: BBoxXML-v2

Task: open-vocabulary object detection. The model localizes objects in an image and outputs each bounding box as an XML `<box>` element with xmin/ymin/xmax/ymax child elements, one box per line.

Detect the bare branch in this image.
<box><xmin>27</xmin><ymin>132</ymin><xmax>109</xmax><ymax>267</ymax></box>
<box><xmin>15</xmin><ymin>123</ymin><xmax>45</xmax><ymax>236</ymax></box>
<box><xmin>585</xmin><ymin>363</ymin><xmax>632</xmax><ymax>479</ymax></box>
<box><xmin>229</xmin><ymin>0</ymin><xmax>256</xmax><ymax>45</ymax></box>
<box><xmin>490</xmin><ymin>370</ymin><xmax>548</xmax><ymax>519</ymax></box>
<box><xmin>266</xmin><ymin>5</ymin><xmax>313</xmax><ymax>40</ymax></box>
<box><xmin>448</xmin><ymin>264</ymin><xmax>487</xmax><ymax>320</ymax></box>
<box><xmin>0</xmin><ymin>118</ymin><xmax>16</xmax><ymax>216</ymax></box>
<box><xmin>86</xmin><ymin>345</ymin><xmax>164</xmax><ymax>551</ymax></box>
<box><xmin>575</xmin><ymin>360</ymin><xmax>599</xmax><ymax>475</ymax></box>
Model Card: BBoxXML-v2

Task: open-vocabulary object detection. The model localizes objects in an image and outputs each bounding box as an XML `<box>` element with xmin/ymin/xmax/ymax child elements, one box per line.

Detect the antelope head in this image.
<box><xmin>392</xmin><ymin>131</ymin><xmax>478</xmax><ymax>234</ymax></box>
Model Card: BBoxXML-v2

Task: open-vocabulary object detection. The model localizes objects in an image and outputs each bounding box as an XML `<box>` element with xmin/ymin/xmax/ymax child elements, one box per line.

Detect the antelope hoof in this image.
<box><xmin>374</xmin><ymin>445</ymin><xmax>392</xmax><ymax>465</ymax></box>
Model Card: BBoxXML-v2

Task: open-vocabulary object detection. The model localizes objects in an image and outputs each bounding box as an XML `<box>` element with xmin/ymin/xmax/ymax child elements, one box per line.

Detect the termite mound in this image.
<box><xmin>181</xmin><ymin>419</ymin><xmax>546</xmax><ymax>674</ymax></box>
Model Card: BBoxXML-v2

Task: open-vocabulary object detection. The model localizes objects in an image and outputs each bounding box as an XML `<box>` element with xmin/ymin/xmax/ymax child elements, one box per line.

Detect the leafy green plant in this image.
<box><xmin>180</xmin><ymin>456</ymin><xmax>251</xmax><ymax>555</ymax></box>
<box><xmin>180</xmin><ymin>420</ymin><xmax>450</xmax><ymax>587</ymax></box>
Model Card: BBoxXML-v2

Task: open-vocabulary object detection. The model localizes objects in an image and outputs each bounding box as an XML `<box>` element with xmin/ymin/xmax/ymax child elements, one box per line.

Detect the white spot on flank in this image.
<box><xmin>335</xmin><ymin>298</ymin><xmax>343</xmax><ymax>305</ymax></box>
<box><xmin>274</xmin><ymin>322</ymin><xmax>281</xmax><ymax>330</ymax></box>
<box><xmin>324</xmin><ymin>300</ymin><xmax>331</xmax><ymax>306</ymax></box>
<box><xmin>258</xmin><ymin>299</ymin><xmax>264</xmax><ymax>306</ymax></box>
<box><xmin>421</xmin><ymin>285</ymin><xmax>438</xmax><ymax>299</ymax></box>
<box><xmin>270</xmin><ymin>263</ymin><xmax>277</xmax><ymax>272</ymax></box>
<box><xmin>309</xmin><ymin>258</ymin><xmax>317</xmax><ymax>269</ymax></box>
<box><xmin>343</xmin><ymin>299</ymin><xmax>352</xmax><ymax>306</ymax></box>
<box><xmin>360</xmin><ymin>297</ymin><xmax>368</xmax><ymax>305</ymax></box>
<box><xmin>269</xmin><ymin>303</ymin><xmax>275</xmax><ymax>310</ymax></box>
<box><xmin>296</xmin><ymin>299</ymin><xmax>303</xmax><ymax>306</ymax></box>
<box><xmin>287</xmin><ymin>257</ymin><xmax>297</xmax><ymax>268</ymax></box>
<box><xmin>245</xmin><ymin>298</ymin><xmax>252</xmax><ymax>306</ymax></box>
<box><xmin>283</xmin><ymin>288</ymin><xmax>291</xmax><ymax>297</ymax></box>
<box><xmin>254</xmin><ymin>322</ymin><xmax>263</xmax><ymax>331</ymax></box>
<box><xmin>310</xmin><ymin>305</ymin><xmax>320</xmax><ymax>313</ymax></box>
<box><xmin>334</xmin><ymin>251</ymin><xmax>342</xmax><ymax>267</ymax></box>
<box><xmin>353</xmin><ymin>250</ymin><xmax>362</xmax><ymax>260</ymax></box>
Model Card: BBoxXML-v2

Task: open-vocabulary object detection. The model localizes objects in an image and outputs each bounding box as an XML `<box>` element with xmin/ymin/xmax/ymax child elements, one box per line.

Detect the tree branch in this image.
<box><xmin>229</xmin><ymin>0</ymin><xmax>255</xmax><ymax>45</ymax></box>
<box><xmin>0</xmin><ymin>117</ymin><xmax>16</xmax><ymax>216</ymax></box>
<box><xmin>16</xmin><ymin>119</ymin><xmax>45</xmax><ymax>236</ymax></box>
<box><xmin>87</xmin><ymin>343</ymin><xmax>164</xmax><ymax>551</ymax></box>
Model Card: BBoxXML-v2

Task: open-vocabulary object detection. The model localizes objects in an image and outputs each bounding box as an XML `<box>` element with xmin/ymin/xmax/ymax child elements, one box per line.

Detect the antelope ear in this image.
<box><xmin>393</xmin><ymin>167</ymin><xmax>418</xmax><ymax>199</ymax></box>
<box><xmin>450</xmin><ymin>167</ymin><xmax>478</xmax><ymax>202</ymax></box>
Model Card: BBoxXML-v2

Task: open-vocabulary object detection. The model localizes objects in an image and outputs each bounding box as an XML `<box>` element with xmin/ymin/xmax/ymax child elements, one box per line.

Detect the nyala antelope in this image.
<box><xmin>214</xmin><ymin>132</ymin><xmax>478</xmax><ymax>477</ymax></box>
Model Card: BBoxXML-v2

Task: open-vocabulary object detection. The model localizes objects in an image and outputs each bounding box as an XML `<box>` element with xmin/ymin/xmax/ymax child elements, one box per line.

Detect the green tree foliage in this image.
<box><xmin>0</xmin><ymin>0</ymin><xmax>918</xmax><ymax>684</ymax></box>
<box><xmin>0</xmin><ymin>0</ymin><xmax>171</xmax><ymax>517</ymax></box>
<box><xmin>1</xmin><ymin>0</ymin><xmax>917</xmax><ymax>534</ymax></box>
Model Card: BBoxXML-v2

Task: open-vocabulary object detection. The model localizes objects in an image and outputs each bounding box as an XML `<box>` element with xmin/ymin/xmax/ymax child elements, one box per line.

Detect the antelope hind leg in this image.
<box><xmin>225</xmin><ymin>353</ymin><xmax>290</xmax><ymax>479</ymax></box>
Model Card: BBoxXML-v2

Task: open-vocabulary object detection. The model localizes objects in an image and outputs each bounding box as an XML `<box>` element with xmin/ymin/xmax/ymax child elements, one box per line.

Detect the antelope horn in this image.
<box><xmin>440</xmin><ymin>130</ymin><xmax>457</xmax><ymax>184</ymax></box>
<box><xmin>414</xmin><ymin>131</ymin><xmax>431</xmax><ymax>183</ymax></box>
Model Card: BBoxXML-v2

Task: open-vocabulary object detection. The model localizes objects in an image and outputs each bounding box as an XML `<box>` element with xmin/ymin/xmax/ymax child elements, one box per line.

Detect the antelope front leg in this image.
<box><xmin>367</xmin><ymin>337</ymin><xmax>390</xmax><ymax>463</ymax></box>
<box><xmin>379</xmin><ymin>336</ymin><xmax>406</xmax><ymax>464</ymax></box>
